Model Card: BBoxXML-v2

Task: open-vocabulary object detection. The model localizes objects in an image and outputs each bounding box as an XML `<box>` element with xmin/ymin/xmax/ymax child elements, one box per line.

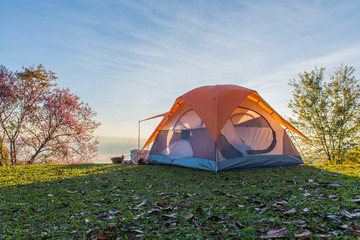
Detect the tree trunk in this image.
<box><xmin>28</xmin><ymin>143</ymin><xmax>46</xmax><ymax>165</ymax></box>
<box><xmin>10</xmin><ymin>142</ymin><xmax>16</xmax><ymax>165</ymax></box>
<box><xmin>28</xmin><ymin>152</ymin><xmax>39</xmax><ymax>165</ymax></box>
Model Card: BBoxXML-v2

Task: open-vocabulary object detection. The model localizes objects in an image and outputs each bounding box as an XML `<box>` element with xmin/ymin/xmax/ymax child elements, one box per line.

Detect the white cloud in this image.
<box><xmin>2</xmin><ymin>0</ymin><xmax>360</xmax><ymax>142</ymax></box>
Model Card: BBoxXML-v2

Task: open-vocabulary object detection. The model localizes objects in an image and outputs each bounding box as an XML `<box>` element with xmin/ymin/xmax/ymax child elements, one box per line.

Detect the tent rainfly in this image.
<box><xmin>142</xmin><ymin>85</ymin><xmax>308</xmax><ymax>172</ymax></box>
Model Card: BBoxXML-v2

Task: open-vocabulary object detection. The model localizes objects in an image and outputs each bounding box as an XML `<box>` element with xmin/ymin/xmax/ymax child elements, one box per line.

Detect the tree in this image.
<box><xmin>0</xmin><ymin>65</ymin><xmax>100</xmax><ymax>164</ymax></box>
<box><xmin>24</xmin><ymin>88</ymin><xmax>100</xmax><ymax>164</ymax></box>
<box><xmin>289</xmin><ymin>65</ymin><xmax>360</xmax><ymax>164</ymax></box>
<box><xmin>0</xmin><ymin>65</ymin><xmax>55</xmax><ymax>164</ymax></box>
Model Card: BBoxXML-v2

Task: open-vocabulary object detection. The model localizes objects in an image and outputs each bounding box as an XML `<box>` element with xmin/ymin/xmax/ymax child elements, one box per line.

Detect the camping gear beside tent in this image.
<box><xmin>142</xmin><ymin>85</ymin><xmax>307</xmax><ymax>172</ymax></box>
<box><xmin>111</xmin><ymin>156</ymin><xmax>124</xmax><ymax>164</ymax></box>
<box><xmin>131</xmin><ymin>150</ymin><xmax>149</xmax><ymax>164</ymax></box>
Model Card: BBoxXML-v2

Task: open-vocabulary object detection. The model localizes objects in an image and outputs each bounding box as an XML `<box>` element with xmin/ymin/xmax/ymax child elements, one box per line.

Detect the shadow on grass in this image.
<box><xmin>0</xmin><ymin>164</ymin><xmax>359</xmax><ymax>239</ymax></box>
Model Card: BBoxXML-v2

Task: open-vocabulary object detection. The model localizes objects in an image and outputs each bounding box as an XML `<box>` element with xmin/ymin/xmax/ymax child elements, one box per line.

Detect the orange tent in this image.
<box><xmin>143</xmin><ymin>85</ymin><xmax>307</xmax><ymax>171</ymax></box>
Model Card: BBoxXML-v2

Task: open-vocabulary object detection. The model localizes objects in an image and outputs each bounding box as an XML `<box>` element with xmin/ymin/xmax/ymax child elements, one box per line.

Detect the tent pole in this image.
<box><xmin>138</xmin><ymin>120</ymin><xmax>140</xmax><ymax>150</ymax></box>
<box><xmin>215</xmin><ymin>141</ymin><xmax>218</xmax><ymax>172</ymax></box>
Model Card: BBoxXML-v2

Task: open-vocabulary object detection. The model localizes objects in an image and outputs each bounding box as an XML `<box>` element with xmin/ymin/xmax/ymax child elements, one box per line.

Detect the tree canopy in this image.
<box><xmin>289</xmin><ymin>65</ymin><xmax>360</xmax><ymax>164</ymax></box>
<box><xmin>0</xmin><ymin>65</ymin><xmax>100</xmax><ymax>165</ymax></box>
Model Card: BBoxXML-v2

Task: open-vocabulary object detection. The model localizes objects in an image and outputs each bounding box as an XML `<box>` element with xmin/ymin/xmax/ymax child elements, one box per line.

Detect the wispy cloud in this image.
<box><xmin>1</xmin><ymin>0</ymin><xmax>360</xmax><ymax>140</ymax></box>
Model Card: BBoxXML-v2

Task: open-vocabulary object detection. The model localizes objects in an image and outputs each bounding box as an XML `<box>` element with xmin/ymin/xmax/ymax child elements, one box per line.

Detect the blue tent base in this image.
<box><xmin>147</xmin><ymin>154</ymin><xmax>303</xmax><ymax>172</ymax></box>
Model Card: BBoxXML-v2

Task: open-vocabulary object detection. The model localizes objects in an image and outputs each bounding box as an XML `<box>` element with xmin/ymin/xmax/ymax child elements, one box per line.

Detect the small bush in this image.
<box><xmin>343</xmin><ymin>148</ymin><xmax>360</xmax><ymax>164</ymax></box>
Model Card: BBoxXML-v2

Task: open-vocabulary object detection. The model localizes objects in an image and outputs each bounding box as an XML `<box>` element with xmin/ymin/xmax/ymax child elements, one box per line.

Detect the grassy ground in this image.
<box><xmin>0</xmin><ymin>164</ymin><xmax>359</xmax><ymax>239</ymax></box>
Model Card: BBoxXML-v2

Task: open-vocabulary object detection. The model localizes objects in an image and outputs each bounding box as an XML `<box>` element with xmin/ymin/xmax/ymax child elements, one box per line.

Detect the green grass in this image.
<box><xmin>0</xmin><ymin>164</ymin><xmax>359</xmax><ymax>239</ymax></box>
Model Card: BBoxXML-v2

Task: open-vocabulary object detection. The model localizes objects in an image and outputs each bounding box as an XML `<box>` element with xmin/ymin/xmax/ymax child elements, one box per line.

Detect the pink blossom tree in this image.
<box><xmin>0</xmin><ymin>65</ymin><xmax>56</xmax><ymax>164</ymax></box>
<box><xmin>0</xmin><ymin>66</ymin><xmax>17</xmax><ymax>165</ymax></box>
<box><xmin>0</xmin><ymin>65</ymin><xmax>100</xmax><ymax>165</ymax></box>
<box><xmin>24</xmin><ymin>88</ymin><xmax>100</xmax><ymax>164</ymax></box>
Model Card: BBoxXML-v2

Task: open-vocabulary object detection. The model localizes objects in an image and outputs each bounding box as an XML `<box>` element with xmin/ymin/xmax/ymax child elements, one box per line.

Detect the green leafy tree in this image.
<box><xmin>289</xmin><ymin>65</ymin><xmax>360</xmax><ymax>164</ymax></box>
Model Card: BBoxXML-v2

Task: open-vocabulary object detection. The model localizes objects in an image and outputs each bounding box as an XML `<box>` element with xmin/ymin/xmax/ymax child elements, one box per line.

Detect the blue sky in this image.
<box><xmin>1</xmin><ymin>0</ymin><xmax>360</xmax><ymax>146</ymax></box>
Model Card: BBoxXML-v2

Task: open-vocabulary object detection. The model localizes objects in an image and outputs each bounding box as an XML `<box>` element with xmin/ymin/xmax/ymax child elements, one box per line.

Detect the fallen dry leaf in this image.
<box><xmin>132</xmin><ymin>195</ymin><xmax>142</xmax><ymax>200</ymax></box>
<box><xmin>339</xmin><ymin>206</ymin><xmax>356</xmax><ymax>219</ymax></box>
<box><xmin>304</xmin><ymin>223</ymin><xmax>326</xmax><ymax>233</ymax></box>
<box><xmin>261</xmin><ymin>227</ymin><xmax>288</xmax><ymax>239</ymax></box>
<box><xmin>282</xmin><ymin>208</ymin><xmax>296</xmax><ymax>216</ymax></box>
<box><xmin>86</xmin><ymin>227</ymin><xmax>101</xmax><ymax>236</ymax></box>
<box><xmin>317</xmin><ymin>234</ymin><xmax>332</xmax><ymax>239</ymax></box>
<box><xmin>133</xmin><ymin>213</ymin><xmax>146</xmax><ymax>220</ymax></box>
<box><xmin>164</xmin><ymin>218</ymin><xmax>178</xmax><ymax>227</ymax></box>
<box><xmin>273</xmin><ymin>201</ymin><xmax>288</xmax><ymax>208</ymax></box>
<box><xmin>179</xmin><ymin>202</ymin><xmax>193</xmax><ymax>208</ymax></box>
<box><xmin>65</xmin><ymin>190</ymin><xmax>78</xmax><ymax>194</ymax></box>
<box><xmin>234</xmin><ymin>220</ymin><xmax>246</xmax><ymax>229</ymax></box>
<box><xmin>350</xmin><ymin>229</ymin><xmax>360</xmax><ymax>236</ymax></box>
<box><xmin>159</xmin><ymin>206</ymin><xmax>173</xmax><ymax>211</ymax></box>
<box><xmin>94</xmin><ymin>232</ymin><xmax>115</xmax><ymax>240</ymax></box>
<box><xmin>157</xmin><ymin>192</ymin><xmax>172</xmax><ymax>197</ymax></box>
<box><xmin>109</xmin><ymin>209</ymin><xmax>120</xmax><ymax>214</ymax></box>
<box><xmin>325</xmin><ymin>214</ymin><xmax>342</xmax><ymax>222</ymax></box>
<box><xmin>127</xmin><ymin>205</ymin><xmax>140</xmax><ymax>211</ymax></box>
<box><xmin>303</xmin><ymin>207</ymin><xmax>311</xmax><ymax>212</ymax></box>
<box><xmin>256</xmin><ymin>221</ymin><xmax>272</xmax><ymax>228</ymax></box>
<box><xmin>226</xmin><ymin>193</ymin><xmax>237</xmax><ymax>198</ymax></box>
<box><xmin>350</xmin><ymin>199</ymin><xmax>360</xmax><ymax>204</ymax></box>
<box><xmin>256</xmin><ymin>207</ymin><xmax>269</xmax><ymax>215</ymax></box>
<box><xmin>183</xmin><ymin>212</ymin><xmax>194</xmax><ymax>220</ymax></box>
<box><xmin>206</xmin><ymin>211</ymin><xmax>212</xmax><ymax>217</ymax></box>
<box><xmin>18</xmin><ymin>215</ymin><xmax>26</xmax><ymax>220</ymax></box>
<box><xmin>353</xmin><ymin>224</ymin><xmax>360</xmax><ymax>230</ymax></box>
<box><xmin>329</xmin><ymin>182</ymin><xmax>343</xmax><ymax>187</ymax></box>
<box><xmin>284</xmin><ymin>220</ymin><xmax>306</xmax><ymax>226</ymax></box>
<box><xmin>164</xmin><ymin>213</ymin><xmax>179</xmax><ymax>219</ymax></box>
<box><xmin>295</xmin><ymin>230</ymin><xmax>313</xmax><ymax>239</ymax></box>
<box><xmin>275</xmin><ymin>196</ymin><xmax>289</xmax><ymax>201</ymax></box>
<box><xmin>125</xmin><ymin>229</ymin><xmax>145</xmax><ymax>238</ymax></box>
<box><xmin>139</xmin><ymin>199</ymin><xmax>152</xmax><ymax>206</ymax></box>
<box><xmin>97</xmin><ymin>214</ymin><xmax>113</xmax><ymax>221</ymax></box>
<box><xmin>147</xmin><ymin>209</ymin><xmax>161</xmax><ymax>214</ymax></box>
<box><xmin>302</xmin><ymin>192</ymin><xmax>311</xmax><ymax>197</ymax></box>
<box><xmin>100</xmin><ymin>198</ymin><xmax>114</xmax><ymax>203</ymax></box>
<box><xmin>156</xmin><ymin>201</ymin><xmax>166</xmax><ymax>207</ymax></box>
